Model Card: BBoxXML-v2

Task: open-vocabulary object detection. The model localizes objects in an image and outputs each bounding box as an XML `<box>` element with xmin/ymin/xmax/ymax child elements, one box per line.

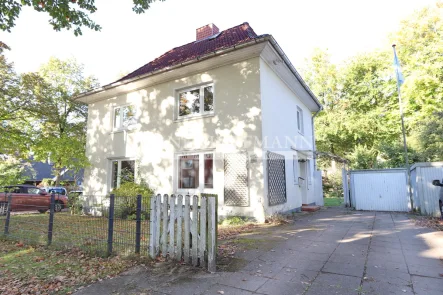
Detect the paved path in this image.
<box><xmin>76</xmin><ymin>208</ymin><xmax>443</xmax><ymax>295</ymax></box>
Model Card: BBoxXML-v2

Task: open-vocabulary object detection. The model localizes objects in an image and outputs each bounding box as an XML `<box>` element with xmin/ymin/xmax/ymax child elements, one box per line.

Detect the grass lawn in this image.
<box><xmin>324</xmin><ymin>197</ymin><xmax>344</xmax><ymax>207</ymax></box>
<box><xmin>1</xmin><ymin>212</ymin><xmax>150</xmax><ymax>257</ymax></box>
<box><xmin>0</xmin><ymin>239</ymin><xmax>140</xmax><ymax>295</ymax></box>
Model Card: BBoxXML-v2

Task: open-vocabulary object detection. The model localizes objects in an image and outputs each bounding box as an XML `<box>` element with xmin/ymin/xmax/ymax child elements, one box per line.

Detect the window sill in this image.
<box><xmin>109</xmin><ymin>126</ymin><xmax>138</xmax><ymax>134</ymax></box>
<box><xmin>174</xmin><ymin>113</ymin><xmax>215</xmax><ymax>123</ymax></box>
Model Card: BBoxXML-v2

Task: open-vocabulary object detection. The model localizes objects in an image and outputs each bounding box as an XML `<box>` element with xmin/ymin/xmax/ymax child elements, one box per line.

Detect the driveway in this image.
<box><xmin>75</xmin><ymin>207</ymin><xmax>443</xmax><ymax>295</ymax></box>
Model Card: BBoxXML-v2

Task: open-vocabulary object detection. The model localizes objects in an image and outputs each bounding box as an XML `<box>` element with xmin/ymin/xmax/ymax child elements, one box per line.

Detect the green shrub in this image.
<box><xmin>111</xmin><ymin>182</ymin><xmax>153</xmax><ymax>219</ymax></box>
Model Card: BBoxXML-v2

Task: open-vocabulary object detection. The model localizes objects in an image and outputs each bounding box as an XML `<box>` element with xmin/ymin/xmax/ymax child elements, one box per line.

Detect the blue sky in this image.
<box><xmin>2</xmin><ymin>0</ymin><xmax>437</xmax><ymax>85</ymax></box>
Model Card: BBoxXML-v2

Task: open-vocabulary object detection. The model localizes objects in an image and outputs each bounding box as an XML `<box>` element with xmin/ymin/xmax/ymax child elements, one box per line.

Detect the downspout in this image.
<box><xmin>311</xmin><ymin>107</ymin><xmax>322</xmax><ymax>170</ymax></box>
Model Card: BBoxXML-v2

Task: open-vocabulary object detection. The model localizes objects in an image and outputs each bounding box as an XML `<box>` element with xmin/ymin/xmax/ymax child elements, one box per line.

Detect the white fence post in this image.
<box><xmin>191</xmin><ymin>195</ymin><xmax>198</xmax><ymax>267</ymax></box>
<box><xmin>161</xmin><ymin>194</ymin><xmax>169</xmax><ymax>257</ymax></box>
<box><xmin>149</xmin><ymin>195</ymin><xmax>156</xmax><ymax>258</ymax></box>
<box><xmin>155</xmin><ymin>194</ymin><xmax>161</xmax><ymax>256</ymax></box>
<box><xmin>199</xmin><ymin>196</ymin><xmax>207</xmax><ymax>268</ymax></box>
<box><xmin>208</xmin><ymin>196</ymin><xmax>217</xmax><ymax>273</ymax></box>
<box><xmin>176</xmin><ymin>195</ymin><xmax>183</xmax><ymax>261</ymax></box>
<box><xmin>169</xmin><ymin>194</ymin><xmax>176</xmax><ymax>257</ymax></box>
<box><xmin>184</xmin><ymin>195</ymin><xmax>191</xmax><ymax>263</ymax></box>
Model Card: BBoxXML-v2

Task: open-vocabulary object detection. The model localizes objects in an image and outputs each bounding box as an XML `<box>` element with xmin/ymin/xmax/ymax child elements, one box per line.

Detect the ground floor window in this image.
<box><xmin>177</xmin><ymin>152</ymin><xmax>214</xmax><ymax>190</ymax></box>
<box><xmin>111</xmin><ymin>159</ymin><xmax>135</xmax><ymax>189</ymax></box>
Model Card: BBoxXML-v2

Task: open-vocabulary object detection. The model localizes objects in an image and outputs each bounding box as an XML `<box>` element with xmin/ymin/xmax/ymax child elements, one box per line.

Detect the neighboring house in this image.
<box><xmin>76</xmin><ymin>22</ymin><xmax>322</xmax><ymax>221</ymax></box>
<box><xmin>23</xmin><ymin>160</ymin><xmax>84</xmax><ymax>187</ymax></box>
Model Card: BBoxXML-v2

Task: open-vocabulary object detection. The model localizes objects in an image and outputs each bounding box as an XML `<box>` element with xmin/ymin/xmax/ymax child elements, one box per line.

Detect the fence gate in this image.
<box><xmin>350</xmin><ymin>169</ymin><xmax>410</xmax><ymax>211</ymax></box>
<box><xmin>224</xmin><ymin>153</ymin><xmax>249</xmax><ymax>206</ymax></box>
<box><xmin>267</xmin><ymin>151</ymin><xmax>287</xmax><ymax>206</ymax></box>
<box><xmin>149</xmin><ymin>194</ymin><xmax>217</xmax><ymax>272</ymax></box>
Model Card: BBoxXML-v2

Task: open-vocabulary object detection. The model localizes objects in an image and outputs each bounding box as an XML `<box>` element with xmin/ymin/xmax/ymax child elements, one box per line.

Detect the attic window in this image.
<box><xmin>177</xmin><ymin>84</ymin><xmax>214</xmax><ymax>119</ymax></box>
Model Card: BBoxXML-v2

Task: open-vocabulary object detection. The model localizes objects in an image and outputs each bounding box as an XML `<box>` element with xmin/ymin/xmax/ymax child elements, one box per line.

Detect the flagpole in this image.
<box><xmin>392</xmin><ymin>44</ymin><xmax>413</xmax><ymax>210</ymax></box>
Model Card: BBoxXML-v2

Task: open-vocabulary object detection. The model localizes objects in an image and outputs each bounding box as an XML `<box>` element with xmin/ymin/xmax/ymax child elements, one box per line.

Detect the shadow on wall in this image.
<box><xmin>85</xmin><ymin>58</ymin><xmax>263</xmax><ymax>202</ymax></box>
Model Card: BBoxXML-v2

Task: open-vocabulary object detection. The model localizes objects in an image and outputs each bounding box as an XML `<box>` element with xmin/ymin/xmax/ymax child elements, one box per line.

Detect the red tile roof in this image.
<box><xmin>115</xmin><ymin>22</ymin><xmax>262</xmax><ymax>83</ymax></box>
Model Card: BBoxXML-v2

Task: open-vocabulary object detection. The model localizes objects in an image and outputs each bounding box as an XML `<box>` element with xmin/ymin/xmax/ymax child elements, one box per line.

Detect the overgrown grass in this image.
<box><xmin>324</xmin><ymin>197</ymin><xmax>343</xmax><ymax>207</ymax></box>
<box><xmin>0</xmin><ymin>239</ymin><xmax>139</xmax><ymax>295</ymax></box>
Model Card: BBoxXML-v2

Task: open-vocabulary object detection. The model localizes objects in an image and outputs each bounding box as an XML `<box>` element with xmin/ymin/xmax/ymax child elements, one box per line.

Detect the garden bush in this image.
<box><xmin>110</xmin><ymin>182</ymin><xmax>153</xmax><ymax>219</ymax></box>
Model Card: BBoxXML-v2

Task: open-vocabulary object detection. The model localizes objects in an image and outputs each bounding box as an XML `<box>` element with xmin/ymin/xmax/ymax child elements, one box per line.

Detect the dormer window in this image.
<box><xmin>177</xmin><ymin>84</ymin><xmax>214</xmax><ymax>119</ymax></box>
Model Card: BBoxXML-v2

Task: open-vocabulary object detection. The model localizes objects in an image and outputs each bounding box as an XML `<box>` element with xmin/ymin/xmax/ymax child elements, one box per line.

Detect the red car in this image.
<box><xmin>0</xmin><ymin>185</ymin><xmax>68</xmax><ymax>215</ymax></box>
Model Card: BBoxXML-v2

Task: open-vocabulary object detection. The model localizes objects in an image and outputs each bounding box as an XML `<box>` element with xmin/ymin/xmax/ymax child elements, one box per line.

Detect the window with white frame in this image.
<box><xmin>296</xmin><ymin>106</ymin><xmax>304</xmax><ymax>134</ymax></box>
<box><xmin>177</xmin><ymin>84</ymin><xmax>214</xmax><ymax>118</ymax></box>
<box><xmin>110</xmin><ymin>159</ymin><xmax>135</xmax><ymax>189</ymax></box>
<box><xmin>177</xmin><ymin>152</ymin><xmax>214</xmax><ymax>190</ymax></box>
<box><xmin>114</xmin><ymin>105</ymin><xmax>136</xmax><ymax>130</ymax></box>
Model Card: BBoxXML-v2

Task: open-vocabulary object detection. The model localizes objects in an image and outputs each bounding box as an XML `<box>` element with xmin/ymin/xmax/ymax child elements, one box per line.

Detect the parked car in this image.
<box><xmin>0</xmin><ymin>185</ymin><xmax>68</xmax><ymax>215</ymax></box>
<box><xmin>41</xmin><ymin>186</ymin><xmax>67</xmax><ymax>195</ymax></box>
<box><xmin>431</xmin><ymin>179</ymin><xmax>443</xmax><ymax>220</ymax></box>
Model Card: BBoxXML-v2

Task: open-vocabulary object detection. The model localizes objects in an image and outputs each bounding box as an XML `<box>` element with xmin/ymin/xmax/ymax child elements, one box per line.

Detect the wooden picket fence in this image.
<box><xmin>149</xmin><ymin>194</ymin><xmax>217</xmax><ymax>272</ymax></box>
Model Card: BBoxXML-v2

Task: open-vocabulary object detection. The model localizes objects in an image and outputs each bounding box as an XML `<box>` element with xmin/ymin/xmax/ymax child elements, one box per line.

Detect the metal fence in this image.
<box><xmin>0</xmin><ymin>194</ymin><xmax>150</xmax><ymax>257</ymax></box>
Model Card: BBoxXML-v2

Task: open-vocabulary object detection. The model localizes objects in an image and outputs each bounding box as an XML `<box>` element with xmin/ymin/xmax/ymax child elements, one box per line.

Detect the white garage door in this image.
<box><xmin>350</xmin><ymin>169</ymin><xmax>410</xmax><ymax>212</ymax></box>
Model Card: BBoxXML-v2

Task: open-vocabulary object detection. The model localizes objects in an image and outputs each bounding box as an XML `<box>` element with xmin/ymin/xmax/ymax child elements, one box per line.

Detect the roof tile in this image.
<box><xmin>115</xmin><ymin>22</ymin><xmax>260</xmax><ymax>83</ymax></box>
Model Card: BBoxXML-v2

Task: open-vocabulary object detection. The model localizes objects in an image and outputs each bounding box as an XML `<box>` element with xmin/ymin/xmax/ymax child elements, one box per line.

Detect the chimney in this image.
<box><xmin>196</xmin><ymin>23</ymin><xmax>220</xmax><ymax>41</ymax></box>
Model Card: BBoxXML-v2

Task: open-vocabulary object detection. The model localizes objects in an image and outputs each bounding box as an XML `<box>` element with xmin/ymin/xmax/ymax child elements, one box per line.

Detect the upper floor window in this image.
<box><xmin>177</xmin><ymin>84</ymin><xmax>214</xmax><ymax>119</ymax></box>
<box><xmin>296</xmin><ymin>106</ymin><xmax>304</xmax><ymax>134</ymax></box>
<box><xmin>114</xmin><ymin>105</ymin><xmax>136</xmax><ymax>130</ymax></box>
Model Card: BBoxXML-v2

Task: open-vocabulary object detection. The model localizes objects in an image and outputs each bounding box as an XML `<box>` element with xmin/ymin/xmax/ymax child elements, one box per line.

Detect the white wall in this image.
<box><xmin>259</xmin><ymin>58</ymin><xmax>316</xmax><ymax>215</ymax></box>
<box><xmin>84</xmin><ymin>57</ymin><xmax>266</xmax><ymax>222</ymax></box>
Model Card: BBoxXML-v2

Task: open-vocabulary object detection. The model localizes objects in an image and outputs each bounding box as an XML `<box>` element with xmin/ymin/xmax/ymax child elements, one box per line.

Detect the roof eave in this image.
<box><xmin>74</xmin><ymin>36</ymin><xmax>268</xmax><ymax>103</ymax></box>
<box><xmin>266</xmin><ymin>36</ymin><xmax>322</xmax><ymax>111</ymax></box>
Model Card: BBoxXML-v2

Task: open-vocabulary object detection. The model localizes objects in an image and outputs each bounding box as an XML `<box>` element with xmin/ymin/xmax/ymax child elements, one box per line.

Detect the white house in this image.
<box><xmin>76</xmin><ymin>22</ymin><xmax>323</xmax><ymax>222</ymax></box>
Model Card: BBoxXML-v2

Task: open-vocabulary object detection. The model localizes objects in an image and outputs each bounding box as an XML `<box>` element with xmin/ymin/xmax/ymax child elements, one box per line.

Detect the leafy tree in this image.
<box><xmin>0</xmin><ymin>42</ymin><xmax>33</xmax><ymax>155</ymax></box>
<box><xmin>0</xmin><ymin>156</ymin><xmax>35</xmax><ymax>186</ymax></box>
<box><xmin>412</xmin><ymin>111</ymin><xmax>443</xmax><ymax>162</ymax></box>
<box><xmin>0</xmin><ymin>0</ymin><xmax>165</xmax><ymax>36</ymax></box>
<box><xmin>23</xmin><ymin>57</ymin><xmax>99</xmax><ymax>185</ymax></box>
<box><xmin>306</xmin><ymin>50</ymin><xmax>401</xmax><ymax>163</ymax></box>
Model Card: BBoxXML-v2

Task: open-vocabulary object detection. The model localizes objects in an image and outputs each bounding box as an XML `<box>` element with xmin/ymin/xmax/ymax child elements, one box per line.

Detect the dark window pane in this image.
<box><xmin>120</xmin><ymin>160</ymin><xmax>135</xmax><ymax>184</ymax></box>
<box><xmin>204</xmin><ymin>154</ymin><xmax>213</xmax><ymax>188</ymax></box>
<box><xmin>204</xmin><ymin>86</ymin><xmax>214</xmax><ymax>112</ymax></box>
<box><xmin>179</xmin><ymin>89</ymin><xmax>200</xmax><ymax>117</ymax></box>
<box><xmin>178</xmin><ymin>155</ymin><xmax>199</xmax><ymax>189</ymax></box>
<box><xmin>111</xmin><ymin>161</ymin><xmax>118</xmax><ymax>189</ymax></box>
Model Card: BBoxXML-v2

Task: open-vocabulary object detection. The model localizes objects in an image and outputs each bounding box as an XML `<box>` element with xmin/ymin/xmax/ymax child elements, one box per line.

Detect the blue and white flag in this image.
<box><xmin>393</xmin><ymin>49</ymin><xmax>404</xmax><ymax>87</ymax></box>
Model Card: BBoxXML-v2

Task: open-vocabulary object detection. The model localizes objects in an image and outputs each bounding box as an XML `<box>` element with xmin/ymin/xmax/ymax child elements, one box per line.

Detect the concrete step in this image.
<box><xmin>301</xmin><ymin>205</ymin><xmax>321</xmax><ymax>212</ymax></box>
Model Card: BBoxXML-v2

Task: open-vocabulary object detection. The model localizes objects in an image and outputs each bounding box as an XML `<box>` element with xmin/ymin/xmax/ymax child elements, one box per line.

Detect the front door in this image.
<box><xmin>299</xmin><ymin>160</ymin><xmax>308</xmax><ymax>205</ymax></box>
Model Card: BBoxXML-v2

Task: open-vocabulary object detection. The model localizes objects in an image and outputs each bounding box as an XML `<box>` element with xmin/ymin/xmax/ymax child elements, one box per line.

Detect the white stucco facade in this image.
<box><xmin>80</xmin><ymin>40</ymin><xmax>321</xmax><ymax>221</ymax></box>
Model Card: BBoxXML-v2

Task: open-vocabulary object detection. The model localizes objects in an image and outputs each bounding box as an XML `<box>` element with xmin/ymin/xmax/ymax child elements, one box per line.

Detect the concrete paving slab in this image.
<box><xmin>362</xmin><ymin>280</ymin><xmax>413</xmax><ymax>295</ymax></box>
<box><xmin>412</xmin><ymin>275</ymin><xmax>443</xmax><ymax>295</ymax></box>
<box><xmin>256</xmin><ymin>278</ymin><xmax>307</xmax><ymax>295</ymax></box>
<box><xmin>203</xmin><ymin>284</ymin><xmax>254</xmax><ymax>295</ymax></box>
<box><xmin>408</xmin><ymin>263</ymin><xmax>443</xmax><ymax>278</ymax></box>
<box><xmin>284</xmin><ymin>258</ymin><xmax>325</xmax><ymax>271</ymax></box>
<box><xmin>218</xmin><ymin>272</ymin><xmax>268</xmax><ymax>292</ymax></box>
<box><xmin>322</xmin><ymin>261</ymin><xmax>365</xmax><ymax>277</ymax></box>
<box><xmin>306</xmin><ymin>272</ymin><xmax>361</xmax><ymax>295</ymax></box>
<box><xmin>364</xmin><ymin>267</ymin><xmax>412</xmax><ymax>286</ymax></box>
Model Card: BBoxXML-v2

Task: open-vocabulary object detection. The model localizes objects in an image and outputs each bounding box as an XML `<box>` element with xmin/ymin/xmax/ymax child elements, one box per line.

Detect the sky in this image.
<box><xmin>1</xmin><ymin>0</ymin><xmax>438</xmax><ymax>85</ymax></box>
